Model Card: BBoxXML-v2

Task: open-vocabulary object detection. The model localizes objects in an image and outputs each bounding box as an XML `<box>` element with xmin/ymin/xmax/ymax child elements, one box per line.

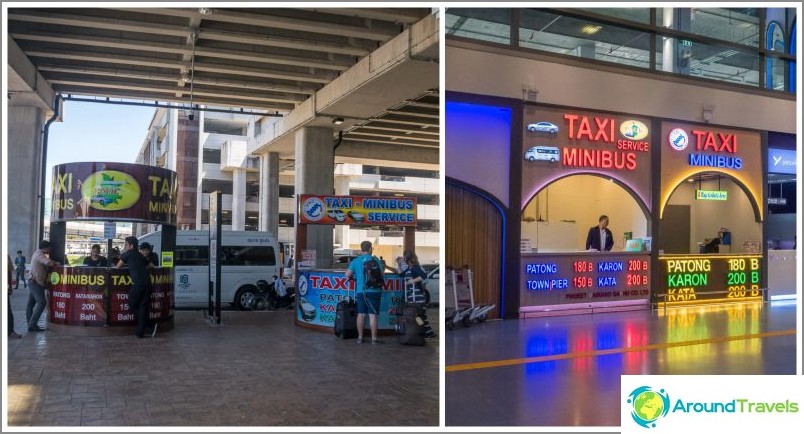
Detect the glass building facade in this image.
<box><xmin>446</xmin><ymin>8</ymin><xmax>797</xmax><ymax>93</ymax></box>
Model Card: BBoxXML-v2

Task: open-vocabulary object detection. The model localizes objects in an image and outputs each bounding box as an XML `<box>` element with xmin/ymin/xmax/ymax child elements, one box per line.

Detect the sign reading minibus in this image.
<box><xmin>299</xmin><ymin>194</ymin><xmax>417</xmax><ymax>226</ymax></box>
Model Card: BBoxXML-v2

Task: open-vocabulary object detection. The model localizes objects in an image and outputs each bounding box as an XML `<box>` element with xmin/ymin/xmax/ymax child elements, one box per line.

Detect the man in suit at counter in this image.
<box><xmin>586</xmin><ymin>215</ymin><xmax>614</xmax><ymax>252</ymax></box>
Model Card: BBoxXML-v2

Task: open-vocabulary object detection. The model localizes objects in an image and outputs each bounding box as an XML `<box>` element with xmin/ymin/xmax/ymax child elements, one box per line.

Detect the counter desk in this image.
<box><xmin>295</xmin><ymin>269</ymin><xmax>406</xmax><ymax>333</ymax></box>
<box><xmin>47</xmin><ymin>266</ymin><xmax>175</xmax><ymax>335</ymax></box>
<box><xmin>519</xmin><ymin>251</ymin><xmax>652</xmax><ymax>316</ymax></box>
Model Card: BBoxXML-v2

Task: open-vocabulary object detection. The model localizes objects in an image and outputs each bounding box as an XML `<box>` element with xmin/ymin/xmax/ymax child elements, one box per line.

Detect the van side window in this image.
<box><xmin>175</xmin><ymin>246</ymin><xmax>210</xmax><ymax>266</ymax></box>
<box><xmin>221</xmin><ymin>246</ymin><xmax>276</xmax><ymax>266</ymax></box>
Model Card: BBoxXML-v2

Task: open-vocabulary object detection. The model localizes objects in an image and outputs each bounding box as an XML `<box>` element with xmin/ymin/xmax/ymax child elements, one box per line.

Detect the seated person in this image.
<box><xmin>82</xmin><ymin>244</ymin><xmax>108</xmax><ymax>267</ymax></box>
<box><xmin>139</xmin><ymin>242</ymin><xmax>160</xmax><ymax>266</ymax></box>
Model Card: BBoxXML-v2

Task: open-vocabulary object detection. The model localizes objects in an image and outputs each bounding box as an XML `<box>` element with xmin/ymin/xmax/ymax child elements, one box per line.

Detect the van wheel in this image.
<box><xmin>235</xmin><ymin>285</ymin><xmax>258</xmax><ymax>310</ymax></box>
<box><xmin>528</xmin><ymin>156</ymin><xmax>535</xmax><ymax>162</ymax></box>
<box><xmin>550</xmin><ymin>157</ymin><xmax>556</xmax><ymax>162</ymax></box>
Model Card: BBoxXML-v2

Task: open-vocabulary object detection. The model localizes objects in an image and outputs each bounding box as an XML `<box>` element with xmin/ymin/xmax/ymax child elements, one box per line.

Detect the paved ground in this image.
<box><xmin>5</xmin><ymin>287</ymin><xmax>439</xmax><ymax>427</ymax></box>
<box><xmin>445</xmin><ymin>301</ymin><xmax>796</xmax><ymax>426</ymax></box>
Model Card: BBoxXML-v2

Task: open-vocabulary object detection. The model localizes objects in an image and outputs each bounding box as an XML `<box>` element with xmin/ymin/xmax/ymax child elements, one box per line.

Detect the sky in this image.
<box><xmin>45</xmin><ymin>100</ymin><xmax>156</xmax><ymax>202</ymax></box>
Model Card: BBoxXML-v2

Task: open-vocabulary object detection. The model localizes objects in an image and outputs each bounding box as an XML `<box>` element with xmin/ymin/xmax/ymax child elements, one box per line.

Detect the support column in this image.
<box><xmin>258</xmin><ymin>152</ymin><xmax>279</xmax><ymax>238</ymax></box>
<box><xmin>333</xmin><ymin>176</ymin><xmax>352</xmax><ymax>249</ymax></box>
<box><xmin>295</xmin><ymin>127</ymin><xmax>334</xmax><ymax>269</ymax></box>
<box><xmin>8</xmin><ymin>105</ymin><xmax>46</xmax><ymax>258</ymax></box>
<box><xmin>232</xmin><ymin>169</ymin><xmax>246</xmax><ymax>231</ymax></box>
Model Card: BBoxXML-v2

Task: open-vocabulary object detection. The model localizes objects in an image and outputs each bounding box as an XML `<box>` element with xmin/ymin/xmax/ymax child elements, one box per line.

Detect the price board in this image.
<box><xmin>520</xmin><ymin>253</ymin><xmax>651</xmax><ymax>307</ymax></box>
<box><xmin>658</xmin><ymin>255</ymin><xmax>763</xmax><ymax>305</ymax></box>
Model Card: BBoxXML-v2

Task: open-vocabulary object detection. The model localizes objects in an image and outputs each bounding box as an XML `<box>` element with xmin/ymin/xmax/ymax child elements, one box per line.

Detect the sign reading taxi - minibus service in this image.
<box><xmin>299</xmin><ymin>195</ymin><xmax>417</xmax><ymax>226</ymax></box>
<box><xmin>657</xmin><ymin>255</ymin><xmax>763</xmax><ymax>305</ymax></box>
<box><xmin>51</xmin><ymin>162</ymin><xmax>178</xmax><ymax>224</ymax></box>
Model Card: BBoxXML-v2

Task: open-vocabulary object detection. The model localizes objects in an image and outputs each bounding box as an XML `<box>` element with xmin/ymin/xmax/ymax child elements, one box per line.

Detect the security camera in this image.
<box><xmin>188</xmin><ymin>112</ymin><xmax>195</xmax><ymax>121</ymax></box>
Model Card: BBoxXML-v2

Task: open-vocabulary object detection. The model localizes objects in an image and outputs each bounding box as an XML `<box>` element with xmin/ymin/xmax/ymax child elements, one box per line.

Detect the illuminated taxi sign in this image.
<box><xmin>668</xmin><ymin>128</ymin><xmax>744</xmax><ymax>170</ymax></box>
<box><xmin>695</xmin><ymin>190</ymin><xmax>728</xmax><ymax>201</ymax></box>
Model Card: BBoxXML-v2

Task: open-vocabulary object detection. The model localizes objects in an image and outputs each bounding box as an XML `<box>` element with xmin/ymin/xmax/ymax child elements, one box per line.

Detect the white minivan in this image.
<box><xmin>138</xmin><ymin>230</ymin><xmax>281</xmax><ymax>310</ymax></box>
<box><xmin>524</xmin><ymin>146</ymin><xmax>560</xmax><ymax>162</ymax></box>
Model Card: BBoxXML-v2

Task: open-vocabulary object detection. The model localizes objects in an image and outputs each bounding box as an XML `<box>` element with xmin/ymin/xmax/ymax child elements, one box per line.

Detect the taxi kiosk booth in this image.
<box><xmin>293</xmin><ymin>194</ymin><xmax>416</xmax><ymax>333</ymax></box>
<box><xmin>47</xmin><ymin>162</ymin><xmax>178</xmax><ymax>335</ymax></box>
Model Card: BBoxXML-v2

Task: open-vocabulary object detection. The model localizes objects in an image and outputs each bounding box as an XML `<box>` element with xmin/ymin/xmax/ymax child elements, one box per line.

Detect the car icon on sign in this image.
<box><xmin>527</xmin><ymin>122</ymin><xmax>559</xmax><ymax>134</ymax></box>
<box><xmin>327</xmin><ymin>209</ymin><xmax>347</xmax><ymax>222</ymax></box>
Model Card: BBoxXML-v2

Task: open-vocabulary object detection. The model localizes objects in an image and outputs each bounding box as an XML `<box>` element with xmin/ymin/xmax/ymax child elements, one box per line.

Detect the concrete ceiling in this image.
<box><xmin>8</xmin><ymin>7</ymin><xmax>440</xmax><ymax>169</ymax></box>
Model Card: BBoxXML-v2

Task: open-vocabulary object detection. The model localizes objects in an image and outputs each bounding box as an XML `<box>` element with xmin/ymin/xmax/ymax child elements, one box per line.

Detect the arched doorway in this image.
<box><xmin>446</xmin><ymin>181</ymin><xmax>504</xmax><ymax>319</ymax></box>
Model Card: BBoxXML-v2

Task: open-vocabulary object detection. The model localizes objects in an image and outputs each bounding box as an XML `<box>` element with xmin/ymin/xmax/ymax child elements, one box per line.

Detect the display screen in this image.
<box><xmin>658</xmin><ymin>255</ymin><xmax>763</xmax><ymax>305</ymax></box>
<box><xmin>519</xmin><ymin>253</ymin><xmax>651</xmax><ymax>307</ymax></box>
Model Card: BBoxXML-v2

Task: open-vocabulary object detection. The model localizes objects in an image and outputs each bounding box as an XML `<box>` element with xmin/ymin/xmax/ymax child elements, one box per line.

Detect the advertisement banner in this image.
<box><xmin>299</xmin><ymin>195</ymin><xmax>417</xmax><ymax>226</ymax></box>
<box><xmin>622</xmin><ymin>375</ymin><xmax>804</xmax><ymax>433</ymax></box>
<box><xmin>768</xmin><ymin>148</ymin><xmax>796</xmax><ymax>174</ymax></box>
<box><xmin>51</xmin><ymin>162</ymin><xmax>178</xmax><ymax>224</ymax></box>
<box><xmin>295</xmin><ymin>270</ymin><xmax>405</xmax><ymax>330</ymax></box>
<box><xmin>47</xmin><ymin>267</ymin><xmax>106</xmax><ymax>326</ymax></box>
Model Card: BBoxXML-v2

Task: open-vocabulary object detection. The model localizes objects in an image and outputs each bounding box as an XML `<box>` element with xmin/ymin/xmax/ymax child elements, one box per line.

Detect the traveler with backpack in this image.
<box><xmin>345</xmin><ymin>241</ymin><xmax>385</xmax><ymax>345</ymax></box>
<box><xmin>400</xmin><ymin>252</ymin><xmax>437</xmax><ymax>339</ymax></box>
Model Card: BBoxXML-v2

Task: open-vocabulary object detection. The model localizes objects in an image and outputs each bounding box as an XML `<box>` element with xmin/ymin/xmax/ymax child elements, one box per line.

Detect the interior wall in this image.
<box><xmin>766</xmin><ymin>214</ymin><xmax>796</xmax><ymax>243</ymax></box>
<box><xmin>665</xmin><ymin>177</ymin><xmax>762</xmax><ymax>253</ymax></box>
<box><xmin>447</xmin><ymin>44</ymin><xmax>796</xmax><ymax>134</ymax></box>
<box><xmin>521</xmin><ymin>175</ymin><xmax>648</xmax><ymax>252</ymax></box>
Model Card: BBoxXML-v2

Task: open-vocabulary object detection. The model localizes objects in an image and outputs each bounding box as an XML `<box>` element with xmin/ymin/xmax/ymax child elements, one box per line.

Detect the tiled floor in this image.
<box><xmin>5</xmin><ymin>288</ymin><xmax>439</xmax><ymax>427</ymax></box>
<box><xmin>445</xmin><ymin>301</ymin><xmax>797</xmax><ymax>426</ymax></box>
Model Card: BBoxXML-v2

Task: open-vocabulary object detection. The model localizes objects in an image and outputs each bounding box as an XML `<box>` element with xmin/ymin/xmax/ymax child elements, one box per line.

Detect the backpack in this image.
<box><xmin>363</xmin><ymin>256</ymin><xmax>385</xmax><ymax>289</ymax></box>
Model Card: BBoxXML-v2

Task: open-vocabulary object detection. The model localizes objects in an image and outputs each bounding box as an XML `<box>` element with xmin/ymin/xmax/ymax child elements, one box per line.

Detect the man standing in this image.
<box><xmin>585</xmin><ymin>215</ymin><xmax>614</xmax><ymax>252</ymax></box>
<box><xmin>8</xmin><ymin>255</ymin><xmax>22</xmax><ymax>338</ymax></box>
<box><xmin>14</xmin><ymin>250</ymin><xmax>26</xmax><ymax>289</ymax></box>
<box><xmin>82</xmin><ymin>244</ymin><xmax>108</xmax><ymax>267</ymax></box>
<box><xmin>139</xmin><ymin>242</ymin><xmax>159</xmax><ymax>267</ymax></box>
<box><xmin>345</xmin><ymin>241</ymin><xmax>385</xmax><ymax>344</ymax></box>
<box><xmin>27</xmin><ymin>241</ymin><xmax>60</xmax><ymax>332</ymax></box>
<box><xmin>116</xmin><ymin>236</ymin><xmax>154</xmax><ymax>338</ymax></box>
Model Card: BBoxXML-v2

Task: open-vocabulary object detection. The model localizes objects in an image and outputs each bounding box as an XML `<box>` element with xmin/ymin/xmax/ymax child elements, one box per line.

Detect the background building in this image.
<box><xmin>135</xmin><ymin>108</ymin><xmax>440</xmax><ymax>264</ymax></box>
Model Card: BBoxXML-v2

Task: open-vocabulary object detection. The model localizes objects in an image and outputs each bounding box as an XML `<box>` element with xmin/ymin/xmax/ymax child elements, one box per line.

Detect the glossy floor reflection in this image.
<box><xmin>445</xmin><ymin>302</ymin><xmax>796</xmax><ymax>426</ymax></box>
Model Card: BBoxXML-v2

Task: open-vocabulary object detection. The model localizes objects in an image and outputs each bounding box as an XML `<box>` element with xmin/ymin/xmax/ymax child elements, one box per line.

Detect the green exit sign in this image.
<box><xmin>681</xmin><ymin>39</ymin><xmax>693</xmax><ymax>47</ymax></box>
<box><xmin>696</xmin><ymin>190</ymin><xmax>728</xmax><ymax>201</ymax></box>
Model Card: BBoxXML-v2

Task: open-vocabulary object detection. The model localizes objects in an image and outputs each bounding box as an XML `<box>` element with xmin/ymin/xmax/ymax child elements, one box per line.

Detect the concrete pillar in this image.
<box><xmin>258</xmin><ymin>152</ymin><xmax>279</xmax><ymax>238</ymax></box>
<box><xmin>232</xmin><ymin>169</ymin><xmax>246</xmax><ymax>230</ymax></box>
<box><xmin>334</xmin><ymin>176</ymin><xmax>352</xmax><ymax>249</ymax></box>
<box><xmin>295</xmin><ymin>127</ymin><xmax>334</xmax><ymax>268</ymax></box>
<box><xmin>661</xmin><ymin>8</ymin><xmax>675</xmax><ymax>73</ymax></box>
<box><xmin>8</xmin><ymin>105</ymin><xmax>46</xmax><ymax>259</ymax></box>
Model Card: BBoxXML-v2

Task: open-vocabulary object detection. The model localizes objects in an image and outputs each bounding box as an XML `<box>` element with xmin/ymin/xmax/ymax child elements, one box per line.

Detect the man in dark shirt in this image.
<box><xmin>139</xmin><ymin>242</ymin><xmax>159</xmax><ymax>267</ymax></box>
<box><xmin>117</xmin><ymin>236</ymin><xmax>154</xmax><ymax>338</ymax></box>
<box><xmin>585</xmin><ymin>215</ymin><xmax>614</xmax><ymax>252</ymax></box>
<box><xmin>83</xmin><ymin>244</ymin><xmax>109</xmax><ymax>267</ymax></box>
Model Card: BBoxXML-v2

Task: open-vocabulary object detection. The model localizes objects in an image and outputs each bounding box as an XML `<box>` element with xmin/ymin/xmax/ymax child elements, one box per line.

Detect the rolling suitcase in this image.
<box><xmin>334</xmin><ymin>291</ymin><xmax>358</xmax><ymax>339</ymax></box>
<box><xmin>396</xmin><ymin>283</ymin><xmax>426</xmax><ymax>346</ymax></box>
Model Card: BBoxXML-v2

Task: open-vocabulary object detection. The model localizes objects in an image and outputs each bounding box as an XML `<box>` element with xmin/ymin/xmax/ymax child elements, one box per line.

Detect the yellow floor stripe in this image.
<box><xmin>446</xmin><ymin>329</ymin><xmax>796</xmax><ymax>373</ymax></box>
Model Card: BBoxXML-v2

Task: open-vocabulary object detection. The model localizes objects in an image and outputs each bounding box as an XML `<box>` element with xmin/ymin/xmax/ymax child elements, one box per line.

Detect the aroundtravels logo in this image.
<box><xmin>668</xmin><ymin>128</ymin><xmax>689</xmax><ymax>151</ymax></box>
<box><xmin>627</xmin><ymin>386</ymin><xmax>671</xmax><ymax>428</ymax></box>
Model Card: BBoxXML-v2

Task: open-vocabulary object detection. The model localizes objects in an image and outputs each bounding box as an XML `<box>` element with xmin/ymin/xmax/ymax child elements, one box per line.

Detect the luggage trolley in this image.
<box><xmin>445</xmin><ymin>266</ymin><xmax>495</xmax><ymax>330</ymax></box>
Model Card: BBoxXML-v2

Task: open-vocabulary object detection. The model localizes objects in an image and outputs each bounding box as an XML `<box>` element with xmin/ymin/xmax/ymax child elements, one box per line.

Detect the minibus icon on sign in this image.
<box><xmin>525</xmin><ymin>146</ymin><xmax>561</xmax><ymax>162</ymax></box>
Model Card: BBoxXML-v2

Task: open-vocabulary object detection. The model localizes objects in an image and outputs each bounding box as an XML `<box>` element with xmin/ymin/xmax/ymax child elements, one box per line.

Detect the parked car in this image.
<box><xmin>527</xmin><ymin>121</ymin><xmax>559</xmax><ymax>134</ymax></box>
<box><xmin>422</xmin><ymin>265</ymin><xmax>440</xmax><ymax>306</ymax></box>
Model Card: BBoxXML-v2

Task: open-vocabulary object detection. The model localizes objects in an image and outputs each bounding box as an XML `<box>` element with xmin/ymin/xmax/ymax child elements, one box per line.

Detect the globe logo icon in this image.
<box><xmin>627</xmin><ymin>386</ymin><xmax>670</xmax><ymax>428</ymax></box>
<box><xmin>668</xmin><ymin>128</ymin><xmax>689</xmax><ymax>151</ymax></box>
<box><xmin>303</xmin><ymin>197</ymin><xmax>325</xmax><ymax>222</ymax></box>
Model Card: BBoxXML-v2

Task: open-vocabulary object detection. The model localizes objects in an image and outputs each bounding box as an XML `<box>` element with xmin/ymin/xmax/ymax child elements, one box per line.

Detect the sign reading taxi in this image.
<box><xmin>299</xmin><ymin>194</ymin><xmax>417</xmax><ymax>226</ymax></box>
